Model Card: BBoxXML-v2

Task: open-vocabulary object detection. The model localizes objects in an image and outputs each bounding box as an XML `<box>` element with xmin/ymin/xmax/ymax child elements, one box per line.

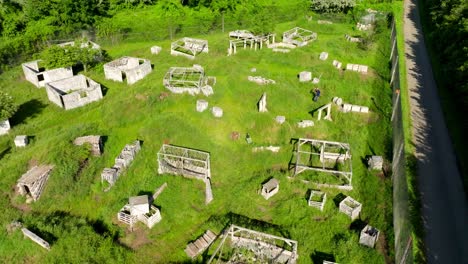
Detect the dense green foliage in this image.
<box><xmin>311</xmin><ymin>0</ymin><xmax>356</xmax><ymax>13</ymax></box>
<box><xmin>0</xmin><ymin>92</ymin><xmax>17</xmax><ymax>120</ymax></box>
<box><xmin>39</xmin><ymin>42</ymin><xmax>105</xmax><ymax>72</ymax></box>
<box><xmin>420</xmin><ymin>0</ymin><xmax>468</xmax><ymax>190</ymax></box>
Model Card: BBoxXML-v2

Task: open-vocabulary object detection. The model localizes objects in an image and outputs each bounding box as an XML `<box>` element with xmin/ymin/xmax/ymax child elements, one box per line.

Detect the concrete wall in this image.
<box><xmin>22</xmin><ymin>61</ymin><xmax>41</xmax><ymax>87</ymax></box>
<box><xmin>22</xmin><ymin>60</ymin><xmax>73</xmax><ymax>88</ymax></box>
<box><xmin>125</xmin><ymin>60</ymin><xmax>152</xmax><ymax>85</ymax></box>
<box><xmin>104</xmin><ymin>57</ymin><xmax>152</xmax><ymax>84</ymax></box>
<box><xmin>46</xmin><ymin>75</ymin><xmax>103</xmax><ymax>110</ymax></box>
<box><xmin>0</xmin><ymin>119</ymin><xmax>11</xmax><ymax>135</ymax></box>
<box><xmin>103</xmin><ymin>64</ymin><xmax>123</xmax><ymax>82</ymax></box>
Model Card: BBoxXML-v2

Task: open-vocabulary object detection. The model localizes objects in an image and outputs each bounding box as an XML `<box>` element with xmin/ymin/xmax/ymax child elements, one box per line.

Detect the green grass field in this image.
<box><xmin>0</xmin><ymin>14</ymin><xmax>394</xmax><ymax>264</ymax></box>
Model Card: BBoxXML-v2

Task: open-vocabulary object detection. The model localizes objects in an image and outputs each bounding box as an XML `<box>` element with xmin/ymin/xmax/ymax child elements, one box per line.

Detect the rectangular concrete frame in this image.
<box><xmin>171</xmin><ymin>37</ymin><xmax>208</xmax><ymax>59</ymax></box>
<box><xmin>290</xmin><ymin>138</ymin><xmax>353</xmax><ymax>190</ymax></box>
<box><xmin>22</xmin><ymin>60</ymin><xmax>73</xmax><ymax>88</ymax></box>
<box><xmin>157</xmin><ymin>144</ymin><xmax>213</xmax><ymax>204</ymax></box>
<box><xmin>104</xmin><ymin>56</ymin><xmax>152</xmax><ymax>85</ymax></box>
<box><xmin>283</xmin><ymin>27</ymin><xmax>317</xmax><ymax>47</ymax></box>
<box><xmin>208</xmin><ymin>224</ymin><xmax>298</xmax><ymax>264</ymax></box>
<box><xmin>45</xmin><ymin>75</ymin><xmax>103</xmax><ymax>110</ymax></box>
<box><xmin>163</xmin><ymin>65</ymin><xmax>205</xmax><ymax>95</ymax></box>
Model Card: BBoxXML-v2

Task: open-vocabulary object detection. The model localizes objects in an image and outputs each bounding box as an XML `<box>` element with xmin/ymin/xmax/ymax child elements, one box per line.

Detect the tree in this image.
<box><xmin>40</xmin><ymin>41</ymin><xmax>104</xmax><ymax>72</ymax></box>
<box><xmin>311</xmin><ymin>0</ymin><xmax>356</xmax><ymax>13</ymax></box>
<box><xmin>0</xmin><ymin>92</ymin><xmax>18</xmax><ymax>120</ymax></box>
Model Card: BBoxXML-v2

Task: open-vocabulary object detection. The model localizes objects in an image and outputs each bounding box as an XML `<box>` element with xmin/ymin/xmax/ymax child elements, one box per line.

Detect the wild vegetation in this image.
<box><xmin>419</xmin><ymin>0</ymin><xmax>468</xmax><ymax>191</ymax></box>
<box><xmin>0</xmin><ymin>1</ymin><xmax>404</xmax><ymax>263</ymax></box>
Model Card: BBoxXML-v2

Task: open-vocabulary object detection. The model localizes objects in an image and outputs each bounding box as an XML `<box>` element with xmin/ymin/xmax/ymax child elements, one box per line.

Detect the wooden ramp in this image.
<box><xmin>184</xmin><ymin>230</ymin><xmax>216</xmax><ymax>259</ymax></box>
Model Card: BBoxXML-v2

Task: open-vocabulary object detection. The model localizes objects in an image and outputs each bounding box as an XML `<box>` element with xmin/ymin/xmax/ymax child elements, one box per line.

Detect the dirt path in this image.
<box><xmin>403</xmin><ymin>0</ymin><xmax>468</xmax><ymax>262</ymax></box>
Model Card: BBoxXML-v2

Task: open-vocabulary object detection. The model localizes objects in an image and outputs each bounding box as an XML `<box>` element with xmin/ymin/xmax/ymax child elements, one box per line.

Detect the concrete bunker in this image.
<box><xmin>163</xmin><ymin>65</ymin><xmax>216</xmax><ymax>96</ymax></box>
<box><xmin>117</xmin><ymin>183</ymin><xmax>166</xmax><ymax>229</ymax></box>
<box><xmin>261</xmin><ymin>178</ymin><xmax>279</xmax><ymax>200</ymax></box>
<box><xmin>22</xmin><ymin>60</ymin><xmax>73</xmax><ymax>88</ymax></box>
<box><xmin>339</xmin><ymin>196</ymin><xmax>362</xmax><ymax>220</ymax></box>
<box><xmin>104</xmin><ymin>56</ymin><xmax>152</xmax><ymax>85</ymax></box>
<box><xmin>308</xmin><ymin>190</ymin><xmax>326</xmax><ymax>211</ymax></box>
<box><xmin>45</xmin><ymin>75</ymin><xmax>103</xmax><ymax>110</ymax></box>
<box><xmin>157</xmin><ymin>144</ymin><xmax>213</xmax><ymax>204</ymax></box>
<box><xmin>16</xmin><ymin>165</ymin><xmax>54</xmax><ymax>202</ymax></box>
<box><xmin>73</xmin><ymin>135</ymin><xmax>103</xmax><ymax>156</ymax></box>
<box><xmin>290</xmin><ymin>138</ymin><xmax>353</xmax><ymax>190</ymax></box>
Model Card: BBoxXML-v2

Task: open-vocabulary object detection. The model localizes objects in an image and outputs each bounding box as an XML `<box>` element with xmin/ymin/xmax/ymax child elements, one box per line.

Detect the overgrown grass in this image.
<box><xmin>0</xmin><ymin>12</ymin><xmax>394</xmax><ymax>264</ymax></box>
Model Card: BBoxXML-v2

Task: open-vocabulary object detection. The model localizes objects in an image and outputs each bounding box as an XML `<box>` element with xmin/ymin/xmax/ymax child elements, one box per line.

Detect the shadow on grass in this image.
<box><xmin>349</xmin><ymin>219</ymin><xmax>367</xmax><ymax>233</ymax></box>
<box><xmin>333</xmin><ymin>193</ymin><xmax>347</xmax><ymax>207</ymax></box>
<box><xmin>25</xmin><ymin>210</ymin><xmax>129</xmax><ymax>250</ymax></box>
<box><xmin>0</xmin><ymin>146</ymin><xmax>11</xmax><ymax>160</ymax></box>
<box><xmin>10</xmin><ymin>99</ymin><xmax>47</xmax><ymax>126</ymax></box>
<box><xmin>310</xmin><ymin>250</ymin><xmax>335</xmax><ymax>264</ymax></box>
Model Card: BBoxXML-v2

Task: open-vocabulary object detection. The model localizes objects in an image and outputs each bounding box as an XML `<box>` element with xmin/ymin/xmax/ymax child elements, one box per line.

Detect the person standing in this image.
<box><xmin>313</xmin><ymin>88</ymin><xmax>321</xmax><ymax>102</ymax></box>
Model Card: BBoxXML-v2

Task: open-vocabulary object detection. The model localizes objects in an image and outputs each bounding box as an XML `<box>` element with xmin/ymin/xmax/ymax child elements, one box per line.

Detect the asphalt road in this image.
<box><xmin>403</xmin><ymin>0</ymin><xmax>468</xmax><ymax>262</ymax></box>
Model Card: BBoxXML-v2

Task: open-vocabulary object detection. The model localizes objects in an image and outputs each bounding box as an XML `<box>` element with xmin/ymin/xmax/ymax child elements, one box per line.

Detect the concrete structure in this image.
<box><xmin>0</xmin><ymin>119</ymin><xmax>11</xmax><ymax>135</ymax></box>
<box><xmin>261</xmin><ymin>178</ymin><xmax>279</xmax><ymax>200</ymax></box>
<box><xmin>317</xmin><ymin>103</ymin><xmax>332</xmax><ymax>121</ymax></box>
<box><xmin>14</xmin><ymin>135</ymin><xmax>28</xmax><ymax>147</ymax></box>
<box><xmin>346</xmin><ymin>63</ymin><xmax>369</xmax><ymax>74</ymax></box>
<box><xmin>228</xmin><ymin>30</ymin><xmax>275</xmax><ymax>55</ymax></box>
<box><xmin>211</xmin><ymin>107</ymin><xmax>223</xmax><ymax>118</ymax></box>
<box><xmin>22</xmin><ymin>60</ymin><xmax>73</xmax><ymax>88</ymax></box>
<box><xmin>345</xmin><ymin>34</ymin><xmax>362</xmax><ymax>43</ymax></box>
<box><xmin>104</xmin><ymin>57</ymin><xmax>152</xmax><ymax>84</ymax></box>
<box><xmin>196</xmin><ymin>100</ymin><xmax>209</xmax><ymax>112</ymax></box>
<box><xmin>171</xmin><ymin>37</ymin><xmax>208</xmax><ymax>59</ymax></box>
<box><xmin>283</xmin><ymin>27</ymin><xmax>317</xmax><ymax>47</ymax></box>
<box><xmin>16</xmin><ymin>165</ymin><xmax>54</xmax><ymax>202</ymax></box>
<box><xmin>57</xmin><ymin>40</ymin><xmax>100</xmax><ymax>49</ymax></box>
<box><xmin>252</xmin><ymin>146</ymin><xmax>280</xmax><ymax>153</ymax></box>
<box><xmin>341</xmin><ymin>103</ymin><xmax>369</xmax><ymax>113</ymax></box>
<box><xmin>333</xmin><ymin>60</ymin><xmax>343</xmax><ymax>69</ymax></box>
<box><xmin>73</xmin><ymin>135</ymin><xmax>103</xmax><ymax>156</ymax></box>
<box><xmin>101</xmin><ymin>140</ymin><xmax>141</xmax><ymax>187</ymax></box>
<box><xmin>359</xmin><ymin>225</ymin><xmax>380</xmax><ymax>248</ymax></box>
<box><xmin>339</xmin><ymin>196</ymin><xmax>362</xmax><ymax>220</ymax></box>
<box><xmin>308</xmin><ymin>190</ymin><xmax>326</xmax><ymax>211</ymax></box>
<box><xmin>367</xmin><ymin>155</ymin><xmax>383</xmax><ymax>170</ymax></box>
<box><xmin>248</xmin><ymin>76</ymin><xmax>276</xmax><ymax>85</ymax></box>
<box><xmin>319</xmin><ymin>52</ymin><xmax>329</xmax><ymax>61</ymax></box>
<box><xmin>297</xmin><ymin>120</ymin><xmax>314</xmax><ymax>128</ymax></box>
<box><xmin>332</xmin><ymin>97</ymin><xmax>343</xmax><ymax>106</ymax></box>
<box><xmin>258</xmin><ymin>93</ymin><xmax>267</xmax><ymax>112</ymax></box>
<box><xmin>45</xmin><ymin>75</ymin><xmax>103</xmax><ymax>110</ymax></box>
<box><xmin>299</xmin><ymin>71</ymin><xmax>312</xmax><ymax>82</ymax></box>
<box><xmin>290</xmin><ymin>138</ymin><xmax>353</xmax><ymax>190</ymax></box>
<box><xmin>150</xmin><ymin>46</ymin><xmax>162</xmax><ymax>54</ymax></box>
<box><xmin>21</xmin><ymin>228</ymin><xmax>50</xmax><ymax>250</ymax></box>
<box><xmin>118</xmin><ymin>200</ymin><xmax>161</xmax><ymax>229</ymax></box>
<box><xmin>185</xmin><ymin>230</ymin><xmax>217</xmax><ymax>259</ymax></box>
<box><xmin>276</xmin><ymin>116</ymin><xmax>286</xmax><ymax>124</ymax></box>
<box><xmin>208</xmin><ymin>225</ymin><xmax>298</xmax><ymax>264</ymax></box>
<box><xmin>157</xmin><ymin>144</ymin><xmax>213</xmax><ymax>204</ymax></box>
<box><xmin>163</xmin><ymin>65</ymin><xmax>215</xmax><ymax>96</ymax></box>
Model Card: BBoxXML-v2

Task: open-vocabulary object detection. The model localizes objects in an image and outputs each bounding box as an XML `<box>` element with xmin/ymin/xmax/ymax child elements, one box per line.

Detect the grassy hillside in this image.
<box><xmin>0</xmin><ymin>14</ymin><xmax>393</xmax><ymax>264</ymax></box>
